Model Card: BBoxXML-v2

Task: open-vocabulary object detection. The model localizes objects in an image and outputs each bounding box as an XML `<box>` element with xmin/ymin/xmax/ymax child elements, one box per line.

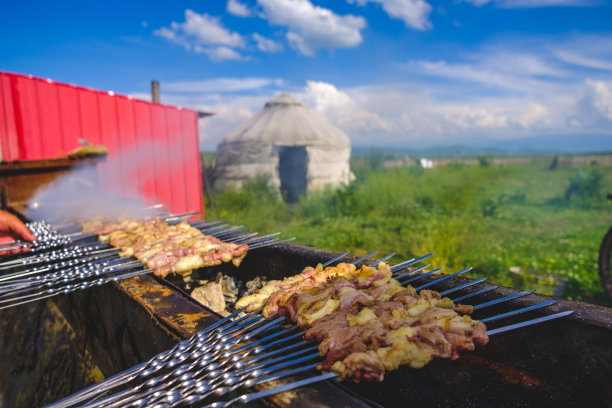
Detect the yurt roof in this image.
<box><xmin>218</xmin><ymin>93</ymin><xmax>350</xmax><ymax>150</ymax></box>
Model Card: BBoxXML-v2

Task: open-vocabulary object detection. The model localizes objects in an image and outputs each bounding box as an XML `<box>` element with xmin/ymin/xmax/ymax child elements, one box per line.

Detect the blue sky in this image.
<box><xmin>2</xmin><ymin>0</ymin><xmax>612</xmax><ymax>150</ymax></box>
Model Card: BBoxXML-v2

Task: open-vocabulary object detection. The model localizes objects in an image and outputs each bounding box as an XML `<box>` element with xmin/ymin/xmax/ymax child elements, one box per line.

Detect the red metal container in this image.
<box><xmin>0</xmin><ymin>71</ymin><xmax>204</xmax><ymax>217</ymax></box>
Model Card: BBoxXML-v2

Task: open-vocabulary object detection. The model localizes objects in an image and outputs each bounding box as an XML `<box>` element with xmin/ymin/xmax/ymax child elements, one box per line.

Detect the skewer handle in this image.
<box><xmin>227</xmin><ymin>372</ymin><xmax>338</xmax><ymax>407</ymax></box>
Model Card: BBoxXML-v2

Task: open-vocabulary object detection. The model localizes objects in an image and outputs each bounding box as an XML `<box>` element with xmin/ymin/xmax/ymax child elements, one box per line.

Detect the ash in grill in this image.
<box><xmin>181</xmin><ymin>272</ymin><xmax>269</xmax><ymax>316</ymax></box>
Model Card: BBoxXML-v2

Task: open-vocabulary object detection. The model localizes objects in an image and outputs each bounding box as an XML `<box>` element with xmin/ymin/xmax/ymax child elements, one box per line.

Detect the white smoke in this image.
<box><xmin>25</xmin><ymin>140</ymin><xmax>192</xmax><ymax>222</ymax></box>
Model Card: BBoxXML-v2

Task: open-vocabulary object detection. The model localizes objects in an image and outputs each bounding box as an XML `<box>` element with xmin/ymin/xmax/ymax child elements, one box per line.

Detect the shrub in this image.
<box><xmin>478</xmin><ymin>155</ymin><xmax>491</xmax><ymax>167</ymax></box>
<box><xmin>564</xmin><ymin>168</ymin><xmax>602</xmax><ymax>201</ymax></box>
<box><xmin>481</xmin><ymin>198</ymin><xmax>497</xmax><ymax>217</ymax></box>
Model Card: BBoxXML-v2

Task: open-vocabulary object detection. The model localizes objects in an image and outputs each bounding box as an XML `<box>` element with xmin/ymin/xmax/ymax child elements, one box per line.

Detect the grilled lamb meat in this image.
<box><xmin>83</xmin><ymin>217</ymin><xmax>248</xmax><ymax>277</ymax></box>
<box><xmin>274</xmin><ymin>261</ymin><xmax>488</xmax><ymax>382</ymax></box>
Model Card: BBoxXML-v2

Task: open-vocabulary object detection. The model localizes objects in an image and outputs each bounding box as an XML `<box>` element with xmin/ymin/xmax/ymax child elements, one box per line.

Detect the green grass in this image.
<box><xmin>206</xmin><ymin>157</ymin><xmax>612</xmax><ymax>307</ymax></box>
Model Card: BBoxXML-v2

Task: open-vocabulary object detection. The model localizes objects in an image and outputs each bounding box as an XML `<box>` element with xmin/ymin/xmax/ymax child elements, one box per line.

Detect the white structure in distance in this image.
<box><xmin>214</xmin><ymin>93</ymin><xmax>352</xmax><ymax>202</ymax></box>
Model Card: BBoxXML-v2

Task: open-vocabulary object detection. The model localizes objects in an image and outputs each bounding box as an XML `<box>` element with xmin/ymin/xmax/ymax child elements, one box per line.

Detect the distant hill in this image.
<box><xmin>353</xmin><ymin>134</ymin><xmax>611</xmax><ymax>158</ymax></box>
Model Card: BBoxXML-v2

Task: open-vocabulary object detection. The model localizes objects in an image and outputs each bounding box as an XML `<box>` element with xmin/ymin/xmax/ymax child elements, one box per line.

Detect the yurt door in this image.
<box><xmin>278</xmin><ymin>146</ymin><xmax>307</xmax><ymax>203</ymax></box>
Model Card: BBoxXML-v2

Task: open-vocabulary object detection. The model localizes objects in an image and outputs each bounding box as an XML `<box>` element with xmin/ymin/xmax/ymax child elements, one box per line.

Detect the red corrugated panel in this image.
<box><xmin>0</xmin><ymin>71</ymin><xmax>205</xmax><ymax>217</ymax></box>
<box><xmin>14</xmin><ymin>75</ymin><xmax>43</xmax><ymax>159</ymax></box>
<box><xmin>96</xmin><ymin>91</ymin><xmax>122</xmax><ymax>193</ymax></box>
<box><xmin>0</xmin><ymin>74</ymin><xmax>20</xmax><ymax>161</ymax></box>
<box><xmin>165</xmin><ymin>108</ymin><xmax>189</xmax><ymax>214</ymax></box>
<box><xmin>133</xmin><ymin>101</ymin><xmax>157</xmax><ymax>201</ymax></box>
<box><xmin>116</xmin><ymin>96</ymin><xmax>141</xmax><ymax>198</ymax></box>
<box><xmin>36</xmin><ymin>79</ymin><xmax>65</xmax><ymax>157</ymax></box>
<box><xmin>149</xmin><ymin>103</ymin><xmax>173</xmax><ymax>211</ymax></box>
<box><xmin>78</xmin><ymin>87</ymin><xmax>102</xmax><ymax>148</ymax></box>
<box><xmin>180</xmin><ymin>110</ymin><xmax>205</xmax><ymax>216</ymax></box>
<box><xmin>56</xmin><ymin>83</ymin><xmax>83</xmax><ymax>154</ymax></box>
<box><xmin>96</xmin><ymin>92</ymin><xmax>119</xmax><ymax>152</ymax></box>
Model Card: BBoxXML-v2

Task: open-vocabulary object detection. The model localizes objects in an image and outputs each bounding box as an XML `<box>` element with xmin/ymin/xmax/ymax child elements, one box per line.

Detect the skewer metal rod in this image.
<box><xmin>239</xmin><ymin>232</ymin><xmax>280</xmax><ymax>244</ymax></box>
<box><xmin>487</xmin><ymin>311</ymin><xmax>573</xmax><ymax>335</ymax></box>
<box><xmin>452</xmin><ymin>286</ymin><xmax>498</xmax><ymax>303</ymax></box>
<box><xmin>227</xmin><ymin>232</ymin><xmax>259</xmax><ymax>244</ymax></box>
<box><xmin>209</xmin><ymin>372</ymin><xmax>339</xmax><ymax>408</ymax></box>
<box><xmin>393</xmin><ymin>264</ymin><xmax>430</xmax><ymax>281</ymax></box>
<box><xmin>322</xmin><ymin>251</ymin><xmax>351</xmax><ymax>267</ymax></box>
<box><xmin>351</xmin><ymin>251</ymin><xmax>378</xmax><ymax>266</ymax></box>
<box><xmin>439</xmin><ymin>277</ymin><xmax>487</xmax><ymax>296</ymax></box>
<box><xmin>400</xmin><ymin>267</ymin><xmax>443</xmax><ymax>285</ymax></box>
<box><xmin>414</xmin><ymin>267</ymin><xmax>472</xmax><ymax>291</ymax></box>
<box><xmin>367</xmin><ymin>252</ymin><xmax>395</xmax><ymax>266</ymax></box>
<box><xmin>0</xmin><ymin>268</ymin><xmax>154</xmax><ymax>310</ymax></box>
<box><xmin>481</xmin><ymin>301</ymin><xmax>557</xmax><ymax>323</ymax></box>
<box><xmin>390</xmin><ymin>252</ymin><xmax>434</xmax><ymax>273</ymax></box>
<box><xmin>48</xmin><ymin>307</ymin><xmax>254</xmax><ymax>408</ymax></box>
<box><xmin>472</xmin><ymin>290</ymin><xmax>534</xmax><ymax>310</ymax></box>
<box><xmin>248</xmin><ymin>237</ymin><xmax>296</xmax><ymax>249</ymax></box>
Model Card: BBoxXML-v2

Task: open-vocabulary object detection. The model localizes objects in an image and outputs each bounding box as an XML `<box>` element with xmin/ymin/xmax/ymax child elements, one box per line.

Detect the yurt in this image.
<box><xmin>214</xmin><ymin>93</ymin><xmax>351</xmax><ymax>202</ymax></box>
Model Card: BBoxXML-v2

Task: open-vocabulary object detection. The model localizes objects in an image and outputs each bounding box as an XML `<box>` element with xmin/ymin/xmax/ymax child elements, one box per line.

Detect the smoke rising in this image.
<box><xmin>26</xmin><ymin>140</ymin><xmax>192</xmax><ymax>222</ymax></box>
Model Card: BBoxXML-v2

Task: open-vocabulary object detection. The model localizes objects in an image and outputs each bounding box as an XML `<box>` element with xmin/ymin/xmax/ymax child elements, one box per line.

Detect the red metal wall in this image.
<box><xmin>0</xmin><ymin>71</ymin><xmax>204</xmax><ymax>217</ymax></box>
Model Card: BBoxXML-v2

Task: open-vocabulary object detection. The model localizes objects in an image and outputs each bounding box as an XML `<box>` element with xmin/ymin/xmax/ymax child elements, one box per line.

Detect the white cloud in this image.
<box><xmin>155</xmin><ymin>10</ymin><xmax>245</xmax><ymax>60</ymax></box>
<box><xmin>586</xmin><ymin>80</ymin><xmax>612</xmax><ymax>121</ymax></box>
<box><xmin>164</xmin><ymin>77</ymin><xmax>284</xmax><ymax>93</ymax></box>
<box><xmin>142</xmin><ymin>34</ymin><xmax>612</xmax><ymax>149</ymax></box>
<box><xmin>301</xmin><ymin>81</ymin><xmax>393</xmax><ymax>138</ymax></box>
<box><xmin>256</xmin><ymin>0</ymin><xmax>366</xmax><ymax>56</ymax></box>
<box><xmin>151</xmin><ymin>74</ymin><xmax>611</xmax><ymax>150</ymax></box>
<box><xmin>195</xmin><ymin>45</ymin><xmax>245</xmax><ymax>61</ymax></box>
<box><xmin>197</xmin><ymin>96</ymin><xmax>266</xmax><ymax>146</ymax></box>
<box><xmin>227</xmin><ymin>0</ymin><xmax>251</xmax><ymax>17</ymax></box>
<box><xmin>463</xmin><ymin>0</ymin><xmax>596</xmax><ymax>7</ymax></box>
<box><xmin>556</xmin><ymin>50</ymin><xmax>612</xmax><ymax>71</ymax></box>
<box><xmin>408</xmin><ymin>49</ymin><xmax>567</xmax><ymax>92</ymax></box>
<box><xmin>411</xmin><ymin>60</ymin><xmax>535</xmax><ymax>92</ymax></box>
<box><xmin>349</xmin><ymin>0</ymin><xmax>433</xmax><ymax>30</ymax></box>
<box><xmin>253</xmin><ymin>33</ymin><xmax>284</xmax><ymax>53</ymax></box>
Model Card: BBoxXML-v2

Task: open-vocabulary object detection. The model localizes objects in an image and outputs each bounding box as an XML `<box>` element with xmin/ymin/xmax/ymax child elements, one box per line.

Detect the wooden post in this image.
<box><xmin>151</xmin><ymin>81</ymin><xmax>160</xmax><ymax>103</ymax></box>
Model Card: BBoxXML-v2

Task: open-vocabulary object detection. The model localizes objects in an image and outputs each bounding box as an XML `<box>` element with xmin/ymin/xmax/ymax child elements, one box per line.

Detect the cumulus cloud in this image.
<box><xmin>253</xmin><ymin>33</ymin><xmax>284</xmax><ymax>53</ymax></box>
<box><xmin>227</xmin><ymin>0</ymin><xmax>251</xmax><ymax>17</ymax></box>
<box><xmin>349</xmin><ymin>0</ymin><xmax>433</xmax><ymax>30</ymax></box>
<box><xmin>300</xmin><ymin>81</ymin><xmax>392</xmax><ymax>138</ymax></box>
<box><xmin>586</xmin><ymin>80</ymin><xmax>612</xmax><ymax>120</ymax></box>
<box><xmin>155</xmin><ymin>10</ymin><xmax>245</xmax><ymax>60</ymax></box>
<box><xmin>257</xmin><ymin>0</ymin><xmax>366</xmax><ymax>56</ymax></box>
<box><xmin>197</xmin><ymin>96</ymin><xmax>267</xmax><ymax>147</ymax></box>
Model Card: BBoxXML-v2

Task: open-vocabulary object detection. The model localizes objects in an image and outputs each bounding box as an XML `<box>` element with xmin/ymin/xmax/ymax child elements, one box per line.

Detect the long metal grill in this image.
<box><xmin>0</xmin><ymin>210</ymin><xmax>292</xmax><ymax>310</ymax></box>
<box><xmin>44</xmin><ymin>251</ymin><xmax>573</xmax><ymax>408</ymax></box>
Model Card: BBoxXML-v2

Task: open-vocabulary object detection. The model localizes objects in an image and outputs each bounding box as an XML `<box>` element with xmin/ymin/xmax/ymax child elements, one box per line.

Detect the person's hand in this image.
<box><xmin>0</xmin><ymin>210</ymin><xmax>36</xmax><ymax>255</ymax></box>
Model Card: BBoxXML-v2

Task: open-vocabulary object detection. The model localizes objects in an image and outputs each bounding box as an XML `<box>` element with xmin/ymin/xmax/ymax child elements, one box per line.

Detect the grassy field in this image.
<box><xmin>205</xmin><ymin>154</ymin><xmax>612</xmax><ymax>307</ymax></box>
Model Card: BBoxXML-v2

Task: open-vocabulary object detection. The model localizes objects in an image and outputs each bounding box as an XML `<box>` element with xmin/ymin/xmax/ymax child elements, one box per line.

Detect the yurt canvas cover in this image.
<box><xmin>215</xmin><ymin>93</ymin><xmax>351</xmax><ymax>201</ymax></box>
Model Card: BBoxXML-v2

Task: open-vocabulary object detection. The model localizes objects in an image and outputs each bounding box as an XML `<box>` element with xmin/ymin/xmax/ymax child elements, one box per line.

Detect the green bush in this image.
<box><xmin>478</xmin><ymin>155</ymin><xmax>491</xmax><ymax>167</ymax></box>
<box><xmin>564</xmin><ymin>168</ymin><xmax>602</xmax><ymax>201</ymax></box>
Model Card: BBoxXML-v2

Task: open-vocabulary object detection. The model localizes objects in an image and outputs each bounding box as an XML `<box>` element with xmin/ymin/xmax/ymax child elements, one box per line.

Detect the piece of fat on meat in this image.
<box><xmin>174</xmin><ymin>254</ymin><xmax>206</xmax><ymax>273</ymax></box>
